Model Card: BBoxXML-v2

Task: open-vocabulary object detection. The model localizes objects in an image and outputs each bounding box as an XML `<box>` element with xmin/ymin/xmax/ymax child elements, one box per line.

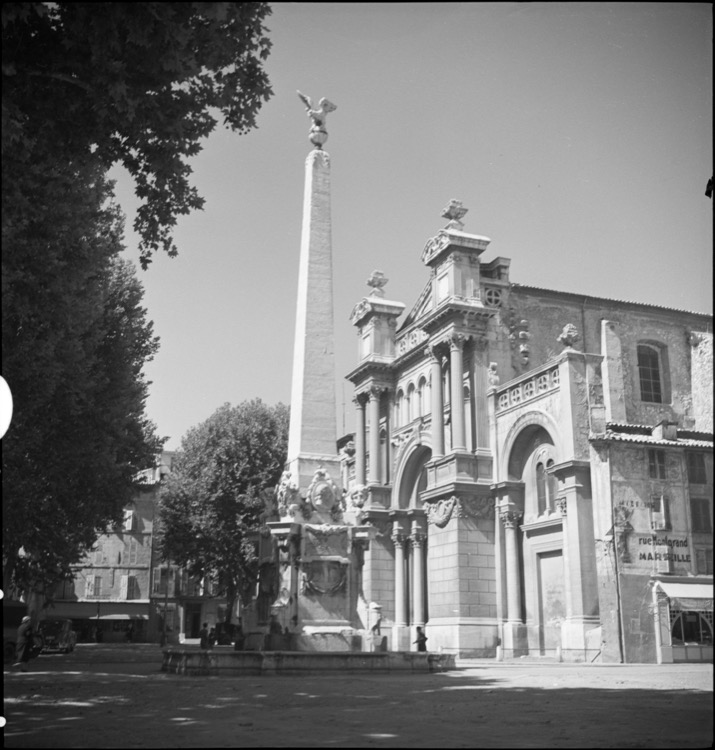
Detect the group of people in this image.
<box><xmin>198</xmin><ymin>619</ymin><xmax>246</xmax><ymax>651</ymax></box>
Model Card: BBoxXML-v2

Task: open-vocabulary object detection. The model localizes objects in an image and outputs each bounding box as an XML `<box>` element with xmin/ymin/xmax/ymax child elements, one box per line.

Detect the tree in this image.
<box><xmin>2</xmin><ymin>2</ymin><xmax>273</xmax><ymax>267</ymax></box>
<box><xmin>2</xmin><ymin>157</ymin><xmax>163</xmax><ymax>599</ymax></box>
<box><xmin>157</xmin><ymin>400</ymin><xmax>289</xmax><ymax>627</ymax></box>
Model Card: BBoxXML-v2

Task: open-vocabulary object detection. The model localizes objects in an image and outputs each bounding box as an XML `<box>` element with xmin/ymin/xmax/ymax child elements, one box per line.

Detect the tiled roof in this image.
<box><xmin>512</xmin><ymin>283</ymin><xmax>713</xmax><ymax>320</ymax></box>
<box><xmin>591</xmin><ymin>431</ymin><xmax>713</xmax><ymax>449</ymax></box>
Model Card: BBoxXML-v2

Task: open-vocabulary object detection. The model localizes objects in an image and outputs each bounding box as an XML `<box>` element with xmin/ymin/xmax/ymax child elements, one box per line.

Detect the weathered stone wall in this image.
<box><xmin>690</xmin><ymin>331</ymin><xmax>713</xmax><ymax>431</ymax></box>
<box><xmin>361</xmin><ymin>532</ymin><xmax>395</xmax><ymax>626</ymax></box>
<box><xmin>505</xmin><ymin>287</ymin><xmax>712</xmax><ymax>429</ymax></box>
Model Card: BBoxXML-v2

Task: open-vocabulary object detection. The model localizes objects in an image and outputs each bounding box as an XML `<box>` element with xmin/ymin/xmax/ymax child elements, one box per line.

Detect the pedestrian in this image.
<box><xmin>269</xmin><ymin>615</ymin><xmax>282</xmax><ymax>635</ymax></box>
<box><xmin>208</xmin><ymin>626</ymin><xmax>216</xmax><ymax>649</ymax></box>
<box><xmin>13</xmin><ymin>616</ymin><xmax>35</xmax><ymax>671</ymax></box>
<box><xmin>199</xmin><ymin>622</ymin><xmax>209</xmax><ymax>650</ymax></box>
<box><xmin>233</xmin><ymin>618</ymin><xmax>245</xmax><ymax>651</ymax></box>
<box><xmin>414</xmin><ymin>626</ymin><xmax>428</xmax><ymax>652</ymax></box>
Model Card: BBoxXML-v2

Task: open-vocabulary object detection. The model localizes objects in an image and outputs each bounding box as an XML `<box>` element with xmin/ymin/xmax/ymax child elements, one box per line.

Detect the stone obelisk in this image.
<box><xmin>286</xmin><ymin>91</ymin><xmax>341</xmax><ymax>492</ymax></box>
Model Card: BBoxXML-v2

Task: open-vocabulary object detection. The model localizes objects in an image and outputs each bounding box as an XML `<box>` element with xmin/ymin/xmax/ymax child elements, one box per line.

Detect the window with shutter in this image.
<box><xmin>93</xmin><ymin>576</ymin><xmax>102</xmax><ymax>597</ymax></box>
<box><xmin>637</xmin><ymin>344</ymin><xmax>663</xmax><ymax>403</ymax></box>
<box><xmin>120</xmin><ymin>575</ymin><xmax>128</xmax><ymax>600</ymax></box>
<box><xmin>650</xmin><ymin>495</ymin><xmax>671</xmax><ymax>531</ymax></box>
<box><xmin>85</xmin><ymin>575</ymin><xmax>95</xmax><ymax>597</ymax></box>
<box><xmin>123</xmin><ymin>509</ymin><xmax>136</xmax><ymax>531</ymax></box>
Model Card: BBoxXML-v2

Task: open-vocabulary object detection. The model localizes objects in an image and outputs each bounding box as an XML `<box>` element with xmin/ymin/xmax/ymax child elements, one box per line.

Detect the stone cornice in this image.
<box><xmin>345</xmin><ymin>360</ymin><xmax>396</xmax><ymax>387</ymax></box>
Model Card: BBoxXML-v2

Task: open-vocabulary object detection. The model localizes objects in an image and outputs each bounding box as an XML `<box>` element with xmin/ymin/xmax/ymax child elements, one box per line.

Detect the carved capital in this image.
<box><xmin>410</xmin><ymin>530</ymin><xmax>426</xmax><ymax>548</ymax></box>
<box><xmin>449</xmin><ymin>333</ymin><xmax>466</xmax><ymax>352</ymax></box>
<box><xmin>425</xmin><ymin>341</ymin><xmax>446</xmax><ymax>364</ymax></box>
<box><xmin>391</xmin><ymin>530</ymin><xmax>405</xmax><ymax>547</ymax></box>
<box><xmin>353</xmin><ymin>392</ymin><xmax>368</xmax><ymax>409</ymax></box>
<box><xmin>556</xmin><ymin>497</ymin><xmax>568</xmax><ymax>516</ymax></box>
<box><xmin>500</xmin><ymin>509</ymin><xmax>522</xmax><ymax>529</ymax></box>
<box><xmin>368</xmin><ymin>385</ymin><xmax>384</xmax><ymax>401</ymax></box>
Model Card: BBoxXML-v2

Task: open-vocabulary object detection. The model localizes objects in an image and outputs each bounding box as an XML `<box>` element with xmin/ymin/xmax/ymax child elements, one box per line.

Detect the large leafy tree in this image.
<box><xmin>2</xmin><ymin>157</ymin><xmax>163</xmax><ymax>597</ymax></box>
<box><xmin>2</xmin><ymin>2</ymin><xmax>273</xmax><ymax>267</ymax></box>
<box><xmin>157</xmin><ymin>400</ymin><xmax>289</xmax><ymax>627</ymax></box>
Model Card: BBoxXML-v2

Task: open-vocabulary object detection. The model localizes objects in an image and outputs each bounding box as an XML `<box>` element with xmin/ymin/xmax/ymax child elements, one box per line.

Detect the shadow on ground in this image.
<box><xmin>4</xmin><ymin>663</ymin><xmax>713</xmax><ymax>748</ymax></box>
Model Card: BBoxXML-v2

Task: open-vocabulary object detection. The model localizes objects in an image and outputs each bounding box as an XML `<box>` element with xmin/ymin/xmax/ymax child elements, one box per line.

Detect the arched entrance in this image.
<box><xmin>506</xmin><ymin>421</ymin><xmax>564</xmax><ymax>657</ymax></box>
<box><xmin>392</xmin><ymin>444</ymin><xmax>432</xmax><ymax>648</ymax></box>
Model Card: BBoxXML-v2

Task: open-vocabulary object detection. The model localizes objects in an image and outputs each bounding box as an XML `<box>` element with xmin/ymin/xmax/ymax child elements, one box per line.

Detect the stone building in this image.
<box><xmin>341</xmin><ymin>200</ymin><xmax>713</xmax><ymax>663</ymax></box>
<box><xmin>49</xmin><ymin>452</ymin><xmax>232</xmax><ymax>643</ymax></box>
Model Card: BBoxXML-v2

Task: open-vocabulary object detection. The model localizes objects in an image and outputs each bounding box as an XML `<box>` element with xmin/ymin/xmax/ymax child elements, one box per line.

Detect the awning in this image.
<box><xmin>97</xmin><ymin>614</ymin><xmax>149</xmax><ymax>620</ymax></box>
<box><xmin>655</xmin><ymin>581</ymin><xmax>713</xmax><ymax>611</ymax></box>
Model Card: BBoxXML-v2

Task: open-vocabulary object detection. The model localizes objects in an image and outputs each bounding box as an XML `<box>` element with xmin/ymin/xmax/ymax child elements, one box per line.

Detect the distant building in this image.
<box><xmin>49</xmin><ymin>452</ymin><xmax>232</xmax><ymax>643</ymax></box>
<box><xmin>339</xmin><ymin>203</ymin><xmax>712</xmax><ymax>663</ymax></box>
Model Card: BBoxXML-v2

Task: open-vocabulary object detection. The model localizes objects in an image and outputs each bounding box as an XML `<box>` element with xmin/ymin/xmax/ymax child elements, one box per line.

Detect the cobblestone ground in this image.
<box><xmin>3</xmin><ymin>645</ymin><xmax>713</xmax><ymax>748</ymax></box>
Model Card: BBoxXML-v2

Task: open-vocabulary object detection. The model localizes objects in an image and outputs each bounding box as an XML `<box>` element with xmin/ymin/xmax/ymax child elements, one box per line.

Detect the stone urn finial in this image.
<box><xmin>558</xmin><ymin>324</ymin><xmax>580</xmax><ymax>350</ymax></box>
<box><xmin>441</xmin><ymin>199</ymin><xmax>468</xmax><ymax>230</ymax></box>
<box><xmin>367</xmin><ymin>270</ymin><xmax>388</xmax><ymax>297</ymax></box>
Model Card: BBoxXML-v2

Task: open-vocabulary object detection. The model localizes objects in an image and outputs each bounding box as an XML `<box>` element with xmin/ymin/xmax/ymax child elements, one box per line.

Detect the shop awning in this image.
<box><xmin>655</xmin><ymin>581</ymin><xmax>713</xmax><ymax>611</ymax></box>
<box><xmin>97</xmin><ymin>614</ymin><xmax>149</xmax><ymax>620</ymax></box>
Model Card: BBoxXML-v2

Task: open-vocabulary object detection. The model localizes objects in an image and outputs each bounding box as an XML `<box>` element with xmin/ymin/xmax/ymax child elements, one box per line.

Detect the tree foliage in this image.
<box><xmin>157</xmin><ymin>400</ymin><xmax>289</xmax><ymax>623</ymax></box>
<box><xmin>2</xmin><ymin>2</ymin><xmax>273</xmax><ymax>267</ymax></box>
<box><xmin>2</xmin><ymin>158</ymin><xmax>163</xmax><ymax>596</ymax></box>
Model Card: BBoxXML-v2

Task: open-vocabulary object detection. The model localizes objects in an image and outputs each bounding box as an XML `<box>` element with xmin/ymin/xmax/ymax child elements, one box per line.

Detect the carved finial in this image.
<box><xmin>367</xmin><ymin>270</ymin><xmax>388</xmax><ymax>297</ymax></box>
<box><xmin>297</xmin><ymin>90</ymin><xmax>337</xmax><ymax>149</ymax></box>
<box><xmin>441</xmin><ymin>199</ymin><xmax>468</xmax><ymax>230</ymax></box>
<box><xmin>488</xmin><ymin>362</ymin><xmax>500</xmax><ymax>387</ymax></box>
<box><xmin>558</xmin><ymin>324</ymin><xmax>580</xmax><ymax>350</ymax></box>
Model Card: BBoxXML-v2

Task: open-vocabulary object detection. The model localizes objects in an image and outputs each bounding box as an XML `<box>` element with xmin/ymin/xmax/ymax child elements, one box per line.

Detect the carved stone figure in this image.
<box><xmin>276</xmin><ymin>470</ymin><xmax>302</xmax><ymax>518</ymax></box>
<box><xmin>488</xmin><ymin>362</ymin><xmax>500</xmax><ymax>388</ymax></box>
<box><xmin>297</xmin><ymin>91</ymin><xmax>337</xmax><ymax>149</ymax></box>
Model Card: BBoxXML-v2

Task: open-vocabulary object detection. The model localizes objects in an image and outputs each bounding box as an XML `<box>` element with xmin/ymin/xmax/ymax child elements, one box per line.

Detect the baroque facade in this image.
<box><xmin>341</xmin><ymin>201</ymin><xmax>713</xmax><ymax>663</ymax></box>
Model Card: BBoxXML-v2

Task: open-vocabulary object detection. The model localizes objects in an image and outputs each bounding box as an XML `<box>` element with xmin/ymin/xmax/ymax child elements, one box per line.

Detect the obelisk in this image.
<box><xmin>286</xmin><ymin>92</ymin><xmax>341</xmax><ymax>492</ymax></box>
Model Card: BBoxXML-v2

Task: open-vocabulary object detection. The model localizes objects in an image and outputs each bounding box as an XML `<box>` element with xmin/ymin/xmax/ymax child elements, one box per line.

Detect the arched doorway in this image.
<box><xmin>506</xmin><ymin>422</ymin><xmax>564</xmax><ymax>656</ymax></box>
<box><xmin>393</xmin><ymin>444</ymin><xmax>432</xmax><ymax>645</ymax></box>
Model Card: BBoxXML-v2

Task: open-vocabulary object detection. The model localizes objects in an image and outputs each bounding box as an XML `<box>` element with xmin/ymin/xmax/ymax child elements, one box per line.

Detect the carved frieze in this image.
<box><xmin>425</xmin><ymin>495</ymin><xmax>495</xmax><ymax>527</ymax></box>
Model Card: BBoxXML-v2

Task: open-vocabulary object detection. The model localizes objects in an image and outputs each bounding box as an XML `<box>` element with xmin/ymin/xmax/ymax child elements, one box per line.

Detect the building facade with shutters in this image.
<box><xmin>49</xmin><ymin>452</ymin><xmax>231</xmax><ymax>643</ymax></box>
<box><xmin>339</xmin><ymin>202</ymin><xmax>713</xmax><ymax>663</ymax></box>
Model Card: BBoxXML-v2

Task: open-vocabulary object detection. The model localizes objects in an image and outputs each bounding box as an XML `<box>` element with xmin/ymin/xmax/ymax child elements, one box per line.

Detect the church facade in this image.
<box><xmin>341</xmin><ymin>201</ymin><xmax>713</xmax><ymax>663</ymax></box>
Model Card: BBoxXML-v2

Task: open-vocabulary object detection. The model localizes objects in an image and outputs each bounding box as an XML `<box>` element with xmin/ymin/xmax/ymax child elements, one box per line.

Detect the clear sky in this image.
<box><xmin>110</xmin><ymin>2</ymin><xmax>713</xmax><ymax>451</ymax></box>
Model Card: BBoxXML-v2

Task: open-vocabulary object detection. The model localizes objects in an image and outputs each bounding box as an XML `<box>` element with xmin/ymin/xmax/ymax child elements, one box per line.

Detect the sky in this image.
<box><xmin>110</xmin><ymin>2</ymin><xmax>713</xmax><ymax>451</ymax></box>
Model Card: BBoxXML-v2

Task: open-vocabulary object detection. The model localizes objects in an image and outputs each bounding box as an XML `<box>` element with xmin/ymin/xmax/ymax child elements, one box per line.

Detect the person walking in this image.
<box><xmin>414</xmin><ymin>626</ymin><xmax>428</xmax><ymax>652</ymax></box>
<box><xmin>14</xmin><ymin>616</ymin><xmax>35</xmax><ymax>671</ymax></box>
<box><xmin>233</xmin><ymin>618</ymin><xmax>245</xmax><ymax>651</ymax></box>
<box><xmin>199</xmin><ymin>622</ymin><xmax>209</xmax><ymax>650</ymax></box>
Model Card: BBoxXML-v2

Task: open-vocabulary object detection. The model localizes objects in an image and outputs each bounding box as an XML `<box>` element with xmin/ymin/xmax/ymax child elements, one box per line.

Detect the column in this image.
<box><xmin>411</xmin><ymin>528</ymin><xmax>426</xmax><ymax>627</ymax></box>
<box><xmin>556</xmin><ymin>497</ymin><xmax>573</xmax><ymax>619</ymax></box>
<box><xmin>428</xmin><ymin>345</ymin><xmax>444</xmax><ymax>457</ymax></box>
<box><xmin>501</xmin><ymin>510</ymin><xmax>523</xmax><ymax>623</ymax></box>
<box><xmin>368</xmin><ymin>387</ymin><xmax>382</xmax><ymax>484</ymax></box>
<box><xmin>449</xmin><ymin>335</ymin><xmax>466</xmax><ymax>451</ymax></box>
<box><xmin>392</xmin><ymin>529</ymin><xmax>407</xmax><ymax>626</ymax></box>
<box><xmin>384</xmin><ymin>391</ymin><xmax>394</xmax><ymax>484</ymax></box>
<box><xmin>354</xmin><ymin>395</ymin><xmax>366</xmax><ymax>486</ymax></box>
